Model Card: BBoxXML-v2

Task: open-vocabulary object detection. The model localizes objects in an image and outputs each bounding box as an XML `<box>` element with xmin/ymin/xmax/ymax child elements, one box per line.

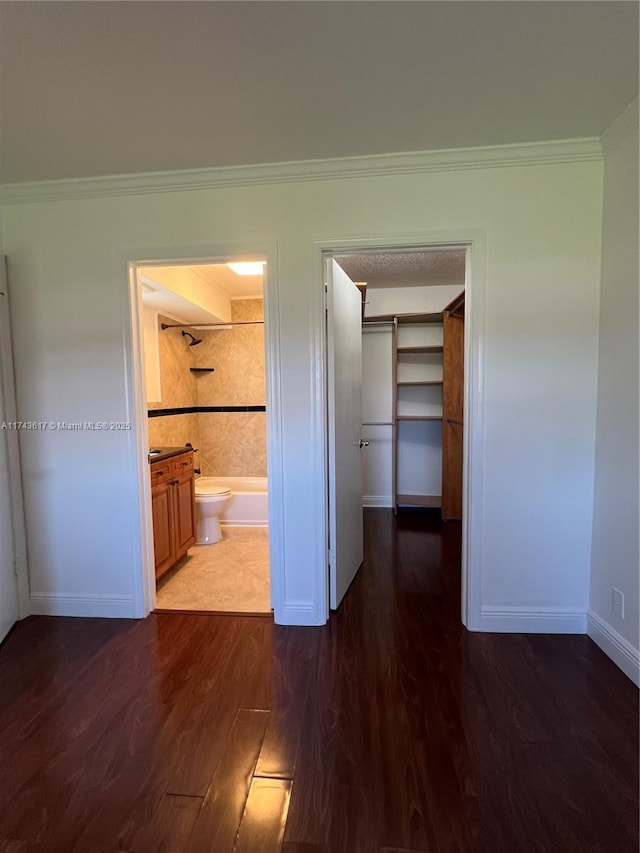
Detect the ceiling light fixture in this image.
<box><xmin>227</xmin><ymin>261</ymin><xmax>265</xmax><ymax>276</ymax></box>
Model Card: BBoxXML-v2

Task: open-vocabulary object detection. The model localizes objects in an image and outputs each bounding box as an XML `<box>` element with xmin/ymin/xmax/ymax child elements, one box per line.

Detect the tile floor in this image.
<box><xmin>155</xmin><ymin>526</ymin><xmax>271</xmax><ymax>614</ymax></box>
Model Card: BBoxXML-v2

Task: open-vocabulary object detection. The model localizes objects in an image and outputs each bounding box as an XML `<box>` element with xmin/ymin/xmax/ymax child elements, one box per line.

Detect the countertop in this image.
<box><xmin>148</xmin><ymin>446</ymin><xmax>194</xmax><ymax>464</ymax></box>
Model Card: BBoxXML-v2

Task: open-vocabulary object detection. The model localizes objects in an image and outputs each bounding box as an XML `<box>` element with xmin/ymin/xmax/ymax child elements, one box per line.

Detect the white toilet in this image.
<box><xmin>194</xmin><ymin>478</ymin><xmax>232</xmax><ymax>544</ymax></box>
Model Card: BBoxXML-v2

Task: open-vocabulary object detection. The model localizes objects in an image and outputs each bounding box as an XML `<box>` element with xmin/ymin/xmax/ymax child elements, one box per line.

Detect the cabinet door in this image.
<box><xmin>151</xmin><ymin>481</ymin><xmax>175</xmax><ymax>579</ymax></box>
<box><xmin>173</xmin><ymin>472</ymin><xmax>196</xmax><ymax>559</ymax></box>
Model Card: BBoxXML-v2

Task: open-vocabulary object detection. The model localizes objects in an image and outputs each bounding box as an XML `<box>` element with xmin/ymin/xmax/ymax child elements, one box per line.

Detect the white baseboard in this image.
<box><xmin>477</xmin><ymin>606</ymin><xmax>587</xmax><ymax>634</ymax></box>
<box><xmin>30</xmin><ymin>593</ymin><xmax>136</xmax><ymax>619</ymax></box>
<box><xmin>587</xmin><ymin>610</ymin><xmax>640</xmax><ymax>687</ymax></box>
<box><xmin>363</xmin><ymin>495</ymin><xmax>393</xmax><ymax>508</ymax></box>
<box><xmin>274</xmin><ymin>600</ymin><xmax>325</xmax><ymax>626</ymax></box>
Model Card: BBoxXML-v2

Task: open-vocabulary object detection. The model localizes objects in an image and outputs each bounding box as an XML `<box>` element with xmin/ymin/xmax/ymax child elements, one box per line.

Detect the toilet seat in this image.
<box><xmin>195</xmin><ymin>480</ymin><xmax>231</xmax><ymax>497</ymax></box>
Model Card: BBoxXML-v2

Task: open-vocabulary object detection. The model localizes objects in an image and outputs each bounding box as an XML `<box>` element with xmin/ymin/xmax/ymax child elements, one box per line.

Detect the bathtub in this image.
<box><xmin>198</xmin><ymin>476</ymin><xmax>268</xmax><ymax>527</ymax></box>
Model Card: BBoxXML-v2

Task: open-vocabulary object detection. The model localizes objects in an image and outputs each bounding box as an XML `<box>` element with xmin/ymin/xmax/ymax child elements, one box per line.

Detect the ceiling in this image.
<box><xmin>0</xmin><ymin>2</ymin><xmax>637</xmax><ymax>184</ymax></box>
<box><xmin>140</xmin><ymin>263</ymin><xmax>263</xmax><ymax>325</ymax></box>
<box><xmin>336</xmin><ymin>250</ymin><xmax>466</xmax><ymax>288</ymax></box>
<box><xmin>189</xmin><ymin>265</ymin><xmax>264</xmax><ymax>300</ymax></box>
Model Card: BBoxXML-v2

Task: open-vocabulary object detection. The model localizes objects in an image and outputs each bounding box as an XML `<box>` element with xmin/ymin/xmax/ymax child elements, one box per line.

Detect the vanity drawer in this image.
<box><xmin>172</xmin><ymin>453</ymin><xmax>194</xmax><ymax>477</ymax></box>
<box><xmin>150</xmin><ymin>461</ymin><xmax>172</xmax><ymax>486</ymax></box>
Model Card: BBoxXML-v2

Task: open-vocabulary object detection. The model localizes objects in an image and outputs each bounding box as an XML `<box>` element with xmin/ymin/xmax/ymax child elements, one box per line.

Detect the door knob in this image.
<box><xmin>359</xmin><ymin>439</ymin><xmax>369</xmax><ymax>448</ymax></box>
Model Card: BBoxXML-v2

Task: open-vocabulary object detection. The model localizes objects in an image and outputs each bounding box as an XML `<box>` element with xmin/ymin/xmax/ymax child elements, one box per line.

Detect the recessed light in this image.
<box><xmin>227</xmin><ymin>261</ymin><xmax>265</xmax><ymax>276</ymax></box>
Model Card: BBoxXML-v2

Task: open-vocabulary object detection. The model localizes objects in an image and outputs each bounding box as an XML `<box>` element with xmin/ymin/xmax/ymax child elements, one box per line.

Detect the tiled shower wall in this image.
<box><xmin>147</xmin><ymin>301</ymin><xmax>266</xmax><ymax>477</ymax></box>
<box><xmin>197</xmin><ymin>299</ymin><xmax>266</xmax><ymax>476</ymax></box>
<box><xmin>147</xmin><ymin>313</ymin><xmax>202</xmax><ymax>451</ymax></box>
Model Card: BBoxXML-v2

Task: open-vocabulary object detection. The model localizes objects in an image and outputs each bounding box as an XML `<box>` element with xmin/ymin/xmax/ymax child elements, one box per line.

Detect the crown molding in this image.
<box><xmin>601</xmin><ymin>96</ymin><xmax>639</xmax><ymax>159</ymax></box>
<box><xmin>0</xmin><ymin>137</ymin><xmax>602</xmax><ymax>205</ymax></box>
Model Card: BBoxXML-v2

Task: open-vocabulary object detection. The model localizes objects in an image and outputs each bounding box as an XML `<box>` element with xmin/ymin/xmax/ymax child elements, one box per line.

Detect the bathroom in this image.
<box><xmin>140</xmin><ymin>261</ymin><xmax>270</xmax><ymax>614</ymax></box>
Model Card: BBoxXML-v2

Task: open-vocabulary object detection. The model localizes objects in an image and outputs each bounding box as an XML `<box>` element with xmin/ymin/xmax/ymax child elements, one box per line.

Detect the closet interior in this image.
<box><xmin>344</xmin><ymin>249</ymin><xmax>466</xmax><ymax>520</ymax></box>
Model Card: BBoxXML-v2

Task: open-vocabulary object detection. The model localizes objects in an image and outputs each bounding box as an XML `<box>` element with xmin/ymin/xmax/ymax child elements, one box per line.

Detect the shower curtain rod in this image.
<box><xmin>160</xmin><ymin>321</ymin><xmax>264</xmax><ymax>329</ymax></box>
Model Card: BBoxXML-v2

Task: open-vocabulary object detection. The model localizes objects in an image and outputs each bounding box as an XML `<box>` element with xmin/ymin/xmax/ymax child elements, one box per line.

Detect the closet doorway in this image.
<box><xmin>325</xmin><ymin>243</ymin><xmax>472</xmax><ymax>621</ymax></box>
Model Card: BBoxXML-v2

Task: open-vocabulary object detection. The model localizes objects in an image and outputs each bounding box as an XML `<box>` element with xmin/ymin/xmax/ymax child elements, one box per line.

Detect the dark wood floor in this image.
<box><xmin>0</xmin><ymin>509</ymin><xmax>638</xmax><ymax>853</ymax></box>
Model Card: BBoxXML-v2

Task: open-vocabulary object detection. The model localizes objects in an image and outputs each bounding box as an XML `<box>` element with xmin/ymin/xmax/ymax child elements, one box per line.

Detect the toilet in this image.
<box><xmin>194</xmin><ymin>478</ymin><xmax>232</xmax><ymax>544</ymax></box>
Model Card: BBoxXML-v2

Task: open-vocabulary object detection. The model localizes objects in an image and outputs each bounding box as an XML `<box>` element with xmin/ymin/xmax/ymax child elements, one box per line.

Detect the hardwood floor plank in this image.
<box><xmin>234</xmin><ymin>777</ymin><xmax>292</xmax><ymax>853</ymax></box>
<box><xmin>184</xmin><ymin>709</ymin><xmax>269</xmax><ymax>853</ymax></box>
<box><xmin>128</xmin><ymin>794</ymin><xmax>203</xmax><ymax>853</ymax></box>
<box><xmin>378</xmin><ymin>848</ymin><xmax>429</xmax><ymax>853</ymax></box>
<box><xmin>326</xmin><ymin>785</ymin><xmax>376</xmax><ymax>853</ymax></box>
<box><xmin>87</xmin><ymin>617</ymin><xmax>263</xmax><ymax>851</ymax></box>
<box><xmin>254</xmin><ymin>628</ymin><xmax>318</xmax><ymax>780</ymax></box>
<box><xmin>282</xmin><ymin>629</ymin><xmax>340</xmax><ymax>847</ymax></box>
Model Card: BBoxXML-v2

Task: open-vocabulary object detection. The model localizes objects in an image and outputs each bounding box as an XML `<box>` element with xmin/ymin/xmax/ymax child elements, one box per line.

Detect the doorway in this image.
<box><xmin>324</xmin><ymin>242</ymin><xmax>473</xmax><ymax>623</ymax></box>
<box><xmin>129</xmin><ymin>256</ymin><xmax>274</xmax><ymax>617</ymax></box>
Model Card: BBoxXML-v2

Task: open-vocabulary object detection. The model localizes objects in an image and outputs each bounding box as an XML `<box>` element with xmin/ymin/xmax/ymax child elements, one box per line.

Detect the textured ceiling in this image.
<box><xmin>336</xmin><ymin>251</ymin><xmax>466</xmax><ymax>288</ymax></box>
<box><xmin>0</xmin><ymin>2</ymin><xmax>638</xmax><ymax>182</ymax></box>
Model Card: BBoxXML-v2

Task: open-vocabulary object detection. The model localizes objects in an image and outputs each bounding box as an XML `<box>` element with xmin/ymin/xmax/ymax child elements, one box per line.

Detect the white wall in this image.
<box><xmin>362</xmin><ymin>326</ymin><xmax>393</xmax><ymax>506</ymax></box>
<box><xmin>366</xmin><ymin>284</ymin><xmax>462</xmax><ymax>317</ymax></box>
<box><xmin>0</xmin><ymin>152</ymin><xmax>603</xmax><ymax>627</ymax></box>
<box><xmin>588</xmin><ymin>101</ymin><xmax>640</xmax><ymax>684</ymax></box>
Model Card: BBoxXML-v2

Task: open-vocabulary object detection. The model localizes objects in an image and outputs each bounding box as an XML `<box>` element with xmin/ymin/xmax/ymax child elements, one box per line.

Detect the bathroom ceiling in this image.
<box><xmin>190</xmin><ymin>265</ymin><xmax>264</xmax><ymax>300</ymax></box>
<box><xmin>336</xmin><ymin>250</ymin><xmax>466</xmax><ymax>288</ymax></box>
<box><xmin>0</xmin><ymin>2</ymin><xmax>637</xmax><ymax>182</ymax></box>
<box><xmin>140</xmin><ymin>262</ymin><xmax>263</xmax><ymax>326</ymax></box>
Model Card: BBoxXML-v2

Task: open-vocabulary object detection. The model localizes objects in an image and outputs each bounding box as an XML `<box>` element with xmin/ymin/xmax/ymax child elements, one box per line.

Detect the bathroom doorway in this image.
<box><xmin>131</xmin><ymin>257</ymin><xmax>273</xmax><ymax>616</ymax></box>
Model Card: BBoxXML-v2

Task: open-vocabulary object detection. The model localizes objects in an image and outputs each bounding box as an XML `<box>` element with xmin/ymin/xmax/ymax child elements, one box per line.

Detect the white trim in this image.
<box><xmin>123</xmin><ymin>242</ymin><xmax>286</xmax><ymax>622</ymax></box>
<box><xmin>459</xmin><ymin>241</ymin><xmax>486</xmax><ymax>631</ymax></box>
<box><xmin>277</xmin><ymin>601</ymin><xmax>323</xmax><ymax>627</ymax></box>
<box><xmin>601</xmin><ymin>96</ymin><xmax>639</xmax><ymax>159</ymax></box>
<box><xmin>261</xmin><ymin>255</ymin><xmax>286</xmax><ymax>622</ymax></box>
<box><xmin>363</xmin><ymin>495</ymin><xmax>394</xmax><ymax>508</ymax></box>
<box><xmin>0</xmin><ymin>256</ymin><xmax>30</xmax><ymax>620</ymax></box>
<box><xmin>317</xmin><ymin>229</ymin><xmax>486</xmax><ymax>631</ymax></box>
<box><xmin>123</xmin><ymin>264</ymin><xmax>156</xmax><ymax>619</ymax></box>
<box><xmin>0</xmin><ymin>138</ymin><xmax>602</xmax><ymax>205</ymax></box>
<box><xmin>479</xmin><ymin>606</ymin><xmax>587</xmax><ymax>634</ymax></box>
<box><xmin>30</xmin><ymin>593</ymin><xmax>135</xmax><ymax>618</ymax></box>
<box><xmin>587</xmin><ymin>610</ymin><xmax>640</xmax><ymax>687</ymax></box>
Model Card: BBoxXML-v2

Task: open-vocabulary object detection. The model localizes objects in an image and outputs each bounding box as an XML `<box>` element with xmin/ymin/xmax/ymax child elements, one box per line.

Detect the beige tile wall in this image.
<box><xmin>148</xmin><ymin>413</ymin><xmax>201</xmax><ymax>455</ymax></box>
<box><xmin>148</xmin><ymin>314</ymin><xmax>198</xmax><ymax>410</ymax></box>
<box><xmin>199</xmin><ymin>411</ymin><xmax>267</xmax><ymax>477</ymax></box>
<box><xmin>148</xmin><ymin>302</ymin><xmax>266</xmax><ymax>476</ymax></box>
<box><xmin>194</xmin><ymin>299</ymin><xmax>265</xmax><ymax>407</ymax></box>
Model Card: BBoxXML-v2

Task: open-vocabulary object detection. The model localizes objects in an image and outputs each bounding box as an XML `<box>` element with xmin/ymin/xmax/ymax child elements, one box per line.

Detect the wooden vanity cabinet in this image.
<box><xmin>150</xmin><ymin>450</ymin><xmax>196</xmax><ymax>580</ymax></box>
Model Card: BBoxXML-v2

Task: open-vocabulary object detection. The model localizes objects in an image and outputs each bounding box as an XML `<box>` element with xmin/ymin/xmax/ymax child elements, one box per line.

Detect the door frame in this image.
<box><xmin>318</xmin><ymin>230</ymin><xmax>487</xmax><ymax>628</ymax></box>
<box><xmin>122</xmin><ymin>242</ymin><xmax>284</xmax><ymax>620</ymax></box>
<box><xmin>0</xmin><ymin>256</ymin><xmax>30</xmax><ymax>621</ymax></box>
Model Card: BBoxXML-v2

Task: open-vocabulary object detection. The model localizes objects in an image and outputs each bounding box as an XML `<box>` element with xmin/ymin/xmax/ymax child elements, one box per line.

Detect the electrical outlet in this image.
<box><xmin>612</xmin><ymin>588</ymin><xmax>625</xmax><ymax>619</ymax></box>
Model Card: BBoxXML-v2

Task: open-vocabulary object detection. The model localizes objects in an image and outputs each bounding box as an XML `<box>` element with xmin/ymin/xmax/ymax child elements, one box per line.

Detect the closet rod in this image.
<box><xmin>161</xmin><ymin>321</ymin><xmax>264</xmax><ymax>329</ymax></box>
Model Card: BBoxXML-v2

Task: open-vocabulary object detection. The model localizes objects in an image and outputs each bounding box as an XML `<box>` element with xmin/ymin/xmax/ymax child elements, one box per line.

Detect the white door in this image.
<box><xmin>327</xmin><ymin>259</ymin><xmax>364</xmax><ymax>609</ymax></box>
<box><xmin>0</xmin><ymin>257</ymin><xmax>21</xmax><ymax>641</ymax></box>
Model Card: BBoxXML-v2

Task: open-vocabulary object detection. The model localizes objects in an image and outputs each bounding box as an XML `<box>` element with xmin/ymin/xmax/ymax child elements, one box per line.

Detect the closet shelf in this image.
<box><xmin>397</xmin><ymin>380</ymin><xmax>443</xmax><ymax>386</ymax></box>
<box><xmin>397</xmin><ymin>345</ymin><xmax>443</xmax><ymax>354</ymax></box>
<box><xmin>397</xmin><ymin>312</ymin><xmax>443</xmax><ymax>325</ymax></box>
<box><xmin>396</xmin><ymin>415</ymin><xmax>442</xmax><ymax>421</ymax></box>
